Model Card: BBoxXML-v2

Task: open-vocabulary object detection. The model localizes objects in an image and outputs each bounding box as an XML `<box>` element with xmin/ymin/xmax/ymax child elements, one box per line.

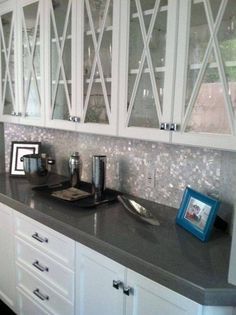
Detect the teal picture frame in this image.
<box><xmin>176</xmin><ymin>187</ymin><xmax>220</xmax><ymax>242</ymax></box>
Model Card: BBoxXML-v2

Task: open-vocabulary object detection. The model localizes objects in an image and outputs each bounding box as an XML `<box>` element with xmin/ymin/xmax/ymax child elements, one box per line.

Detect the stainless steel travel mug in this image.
<box><xmin>92</xmin><ymin>155</ymin><xmax>106</xmax><ymax>202</ymax></box>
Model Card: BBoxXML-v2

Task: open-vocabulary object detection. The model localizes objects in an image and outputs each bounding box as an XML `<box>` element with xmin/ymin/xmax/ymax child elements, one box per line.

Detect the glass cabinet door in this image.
<box><xmin>0</xmin><ymin>3</ymin><xmax>18</xmax><ymax>122</ymax></box>
<box><xmin>46</xmin><ymin>0</ymin><xmax>76</xmax><ymax>129</ymax></box>
<box><xmin>119</xmin><ymin>0</ymin><xmax>178</xmax><ymax>141</ymax></box>
<box><xmin>77</xmin><ymin>0</ymin><xmax>119</xmax><ymax>135</ymax></box>
<box><xmin>174</xmin><ymin>0</ymin><xmax>236</xmax><ymax>149</ymax></box>
<box><xmin>18</xmin><ymin>0</ymin><xmax>43</xmax><ymax>124</ymax></box>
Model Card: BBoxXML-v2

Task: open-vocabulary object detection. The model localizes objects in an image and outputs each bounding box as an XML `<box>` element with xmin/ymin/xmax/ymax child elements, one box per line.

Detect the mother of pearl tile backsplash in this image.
<box><xmin>3</xmin><ymin>123</ymin><xmax>236</xmax><ymax>221</ymax></box>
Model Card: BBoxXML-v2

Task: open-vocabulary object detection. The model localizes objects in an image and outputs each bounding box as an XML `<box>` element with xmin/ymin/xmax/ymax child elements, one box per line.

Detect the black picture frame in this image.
<box><xmin>9</xmin><ymin>141</ymin><xmax>41</xmax><ymax>176</ymax></box>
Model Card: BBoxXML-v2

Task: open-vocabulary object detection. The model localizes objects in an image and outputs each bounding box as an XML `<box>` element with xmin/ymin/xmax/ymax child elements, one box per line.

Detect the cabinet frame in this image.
<box><xmin>118</xmin><ymin>0</ymin><xmax>179</xmax><ymax>142</ymax></box>
<box><xmin>172</xmin><ymin>0</ymin><xmax>236</xmax><ymax>150</ymax></box>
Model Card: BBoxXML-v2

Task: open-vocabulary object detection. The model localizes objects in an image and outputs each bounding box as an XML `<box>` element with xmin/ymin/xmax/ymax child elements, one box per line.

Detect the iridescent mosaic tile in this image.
<box><xmin>3</xmin><ymin>123</ymin><xmax>231</xmax><ymax>212</ymax></box>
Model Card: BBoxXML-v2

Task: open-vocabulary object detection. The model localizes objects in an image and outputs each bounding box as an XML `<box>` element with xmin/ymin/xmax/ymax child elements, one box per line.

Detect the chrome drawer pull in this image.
<box><xmin>33</xmin><ymin>288</ymin><xmax>49</xmax><ymax>301</ymax></box>
<box><xmin>32</xmin><ymin>260</ymin><xmax>49</xmax><ymax>272</ymax></box>
<box><xmin>32</xmin><ymin>232</ymin><xmax>48</xmax><ymax>243</ymax></box>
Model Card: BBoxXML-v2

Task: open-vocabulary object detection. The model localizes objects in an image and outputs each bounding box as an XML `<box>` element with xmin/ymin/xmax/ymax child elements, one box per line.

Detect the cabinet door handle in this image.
<box><xmin>170</xmin><ymin>123</ymin><xmax>178</xmax><ymax>131</ymax></box>
<box><xmin>113</xmin><ymin>280</ymin><xmax>123</xmax><ymax>290</ymax></box>
<box><xmin>73</xmin><ymin>116</ymin><xmax>80</xmax><ymax>123</ymax></box>
<box><xmin>33</xmin><ymin>288</ymin><xmax>49</xmax><ymax>301</ymax></box>
<box><xmin>123</xmin><ymin>286</ymin><xmax>132</xmax><ymax>296</ymax></box>
<box><xmin>32</xmin><ymin>232</ymin><xmax>48</xmax><ymax>243</ymax></box>
<box><xmin>160</xmin><ymin>122</ymin><xmax>169</xmax><ymax>130</ymax></box>
<box><xmin>32</xmin><ymin>260</ymin><xmax>49</xmax><ymax>272</ymax></box>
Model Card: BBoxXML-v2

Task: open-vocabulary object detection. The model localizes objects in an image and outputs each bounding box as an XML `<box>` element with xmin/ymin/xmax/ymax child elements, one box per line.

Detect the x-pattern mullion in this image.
<box><xmin>0</xmin><ymin>14</ymin><xmax>15</xmax><ymax>108</ymax></box>
<box><xmin>183</xmin><ymin>0</ymin><xmax>234</xmax><ymax>133</ymax></box>
<box><xmin>83</xmin><ymin>0</ymin><xmax>111</xmax><ymax>123</ymax></box>
<box><xmin>22</xmin><ymin>5</ymin><xmax>41</xmax><ymax>112</ymax></box>
<box><xmin>205</xmin><ymin>0</ymin><xmax>235</xmax><ymax>133</ymax></box>
<box><xmin>126</xmin><ymin>0</ymin><xmax>162</xmax><ymax>127</ymax></box>
<box><xmin>50</xmin><ymin>0</ymin><xmax>72</xmax><ymax>117</ymax></box>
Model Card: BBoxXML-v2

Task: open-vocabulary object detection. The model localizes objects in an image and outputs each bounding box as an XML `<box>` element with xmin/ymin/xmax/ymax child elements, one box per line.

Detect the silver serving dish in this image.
<box><xmin>117</xmin><ymin>195</ymin><xmax>160</xmax><ymax>226</ymax></box>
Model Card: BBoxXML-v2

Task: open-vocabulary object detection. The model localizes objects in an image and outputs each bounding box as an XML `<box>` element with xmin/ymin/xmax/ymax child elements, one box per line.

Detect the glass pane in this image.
<box><xmin>51</xmin><ymin>40</ymin><xmax>59</xmax><ymax>82</ymax></box>
<box><xmin>84</xmin><ymin>34</ymin><xmax>95</xmax><ymax>79</ymax></box>
<box><xmin>209</xmin><ymin>0</ymin><xmax>222</xmax><ymax>22</ymax></box>
<box><xmin>2</xmin><ymin>12</ymin><xmax>12</xmax><ymax>49</ymax></box>
<box><xmin>85</xmin><ymin>83</ymin><xmax>108</xmax><ymax>124</ymax></box>
<box><xmin>100</xmin><ymin>30</ymin><xmax>112</xmax><ymax>78</ymax></box>
<box><xmin>86</xmin><ymin>0</ymin><xmax>112</xmax><ymax>31</ymax></box>
<box><xmin>186</xmin><ymin>52</ymin><xmax>231</xmax><ymax>134</ymax></box>
<box><xmin>1</xmin><ymin>49</ymin><xmax>6</xmax><ymax>93</ymax></box>
<box><xmin>218</xmin><ymin>0</ymin><xmax>236</xmax><ymax>116</ymax></box>
<box><xmin>3</xmin><ymin>82</ymin><xmax>14</xmax><ymax>115</ymax></box>
<box><xmin>128</xmin><ymin>72</ymin><xmax>159</xmax><ymax>128</ymax></box>
<box><xmin>23</xmin><ymin>2</ymin><xmax>40</xmax><ymax>117</ymax></box>
<box><xmin>129</xmin><ymin>15</ymin><xmax>143</xmax><ymax>70</ymax></box>
<box><xmin>150</xmin><ymin>9</ymin><xmax>167</xmax><ymax>68</ymax></box>
<box><xmin>34</xmin><ymin>40</ymin><xmax>40</xmax><ymax>77</ymax></box>
<box><xmin>62</xmin><ymin>37</ymin><xmax>71</xmax><ymax>80</ymax></box>
<box><xmin>185</xmin><ymin>1</ymin><xmax>210</xmax><ymax>111</ymax></box>
<box><xmin>26</xmin><ymin>78</ymin><xmax>40</xmax><ymax>117</ymax></box>
<box><xmin>155</xmin><ymin>71</ymin><xmax>164</xmax><ymax>112</ymax></box>
<box><xmin>52</xmin><ymin>0</ymin><xmax>71</xmax><ymax>38</ymax></box>
<box><xmin>131</xmin><ymin>0</ymin><xmax>167</xmax><ymax>15</ymax></box>
<box><xmin>23</xmin><ymin>2</ymin><xmax>38</xmax><ymax>49</ymax></box>
<box><xmin>1</xmin><ymin>12</ymin><xmax>15</xmax><ymax>112</ymax></box>
<box><xmin>52</xmin><ymin>82</ymin><xmax>70</xmax><ymax>120</ymax></box>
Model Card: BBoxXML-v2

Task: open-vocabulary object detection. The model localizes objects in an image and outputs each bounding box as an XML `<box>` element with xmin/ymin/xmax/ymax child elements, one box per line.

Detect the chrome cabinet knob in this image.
<box><xmin>170</xmin><ymin>123</ymin><xmax>178</xmax><ymax>131</ymax></box>
<box><xmin>160</xmin><ymin>122</ymin><xmax>169</xmax><ymax>130</ymax></box>
<box><xmin>123</xmin><ymin>286</ymin><xmax>132</xmax><ymax>296</ymax></box>
<box><xmin>113</xmin><ymin>280</ymin><xmax>123</xmax><ymax>290</ymax></box>
<box><xmin>73</xmin><ymin>116</ymin><xmax>80</xmax><ymax>123</ymax></box>
<box><xmin>69</xmin><ymin>116</ymin><xmax>80</xmax><ymax>122</ymax></box>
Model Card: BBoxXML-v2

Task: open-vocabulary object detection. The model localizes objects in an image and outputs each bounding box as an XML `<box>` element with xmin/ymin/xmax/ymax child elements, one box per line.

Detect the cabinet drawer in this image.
<box><xmin>15</xmin><ymin>237</ymin><xmax>74</xmax><ymax>302</ymax></box>
<box><xmin>14</xmin><ymin>213</ymin><xmax>75</xmax><ymax>269</ymax></box>
<box><xmin>17</xmin><ymin>288</ymin><xmax>51</xmax><ymax>315</ymax></box>
<box><xmin>16</xmin><ymin>266</ymin><xmax>74</xmax><ymax>315</ymax></box>
<box><xmin>0</xmin><ymin>202</ymin><xmax>13</xmax><ymax>232</ymax></box>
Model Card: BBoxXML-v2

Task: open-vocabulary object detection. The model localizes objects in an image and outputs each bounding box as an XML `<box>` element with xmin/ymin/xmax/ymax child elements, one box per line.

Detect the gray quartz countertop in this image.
<box><xmin>0</xmin><ymin>173</ymin><xmax>235</xmax><ymax>306</ymax></box>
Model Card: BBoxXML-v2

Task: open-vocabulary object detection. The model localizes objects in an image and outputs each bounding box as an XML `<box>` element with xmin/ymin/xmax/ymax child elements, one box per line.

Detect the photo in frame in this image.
<box><xmin>9</xmin><ymin>141</ymin><xmax>41</xmax><ymax>176</ymax></box>
<box><xmin>176</xmin><ymin>187</ymin><xmax>220</xmax><ymax>242</ymax></box>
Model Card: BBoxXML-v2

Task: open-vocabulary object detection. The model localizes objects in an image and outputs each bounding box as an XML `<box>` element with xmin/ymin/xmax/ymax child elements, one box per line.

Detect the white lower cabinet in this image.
<box><xmin>0</xmin><ymin>203</ymin><xmax>235</xmax><ymax>315</ymax></box>
<box><xmin>76</xmin><ymin>242</ymin><xmax>236</xmax><ymax>315</ymax></box>
<box><xmin>17</xmin><ymin>288</ymin><xmax>50</xmax><ymax>315</ymax></box>
<box><xmin>14</xmin><ymin>213</ymin><xmax>76</xmax><ymax>315</ymax></box>
<box><xmin>76</xmin><ymin>243</ymin><xmax>125</xmax><ymax>315</ymax></box>
<box><xmin>125</xmin><ymin>270</ymin><xmax>202</xmax><ymax>315</ymax></box>
<box><xmin>0</xmin><ymin>202</ymin><xmax>16</xmax><ymax>312</ymax></box>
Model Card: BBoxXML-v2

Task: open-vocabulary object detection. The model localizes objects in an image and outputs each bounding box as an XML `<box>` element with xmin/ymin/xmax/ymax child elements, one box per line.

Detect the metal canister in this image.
<box><xmin>69</xmin><ymin>152</ymin><xmax>81</xmax><ymax>187</ymax></box>
<box><xmin>92</xmin><ymin>155</ymin><xmax>106</xmax><ymax>202</ymax></box>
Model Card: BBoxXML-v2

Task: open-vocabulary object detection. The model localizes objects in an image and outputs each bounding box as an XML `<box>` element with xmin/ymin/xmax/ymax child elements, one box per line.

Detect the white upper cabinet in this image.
<box><xmin>45</xmin><ymin>0</ymin><xmax>119</xmax><ymax>135</ymax></box>
<box><xmin>0</xmin><ymin>0</ymin><xmax>18</xmax><ymax>123</ymax></box>
<box><xmin>173</xmin><ymin>0</ymin><xmax>236</xmax><ymax>150</ymax></box>
<box><xmin>76</xmin><ymin>0</ymin><xmax>119</xmax><ymax>135</ymax></box>
<box><xmin>17</xmin><ymin>0</ymin><xmax>44</xmax><ymax>126</ymax></box>
<box><xmin>119</xmin><ymin>0</ymin><xmax>178</xmax><ymax>142</ymax></box>
<box><xmin>45</xmin><ymin>0</ymin><xmax>76</xmax><ymax>130</ymax></box>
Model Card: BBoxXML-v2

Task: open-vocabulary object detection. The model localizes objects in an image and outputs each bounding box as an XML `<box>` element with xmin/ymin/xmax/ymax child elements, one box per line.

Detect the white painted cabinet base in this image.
<box><xmin>0</xmin><ymin>203</ymin><xmax>16</xmax><ymax>312</ymax></box>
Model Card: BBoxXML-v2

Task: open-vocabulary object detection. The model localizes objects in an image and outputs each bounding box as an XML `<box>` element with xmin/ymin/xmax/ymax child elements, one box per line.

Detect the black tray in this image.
<box><xmin>32</xmin><ymin>181</ymin><xmax>118</xmax><ymax>208</ymax></box>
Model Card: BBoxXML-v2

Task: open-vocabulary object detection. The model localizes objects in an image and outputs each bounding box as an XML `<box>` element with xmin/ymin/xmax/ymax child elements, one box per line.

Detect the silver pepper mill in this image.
<box><xmin>69</xmin><ymin>152</ymin><xmax>81</xmax><ymax>187</ymax></box>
